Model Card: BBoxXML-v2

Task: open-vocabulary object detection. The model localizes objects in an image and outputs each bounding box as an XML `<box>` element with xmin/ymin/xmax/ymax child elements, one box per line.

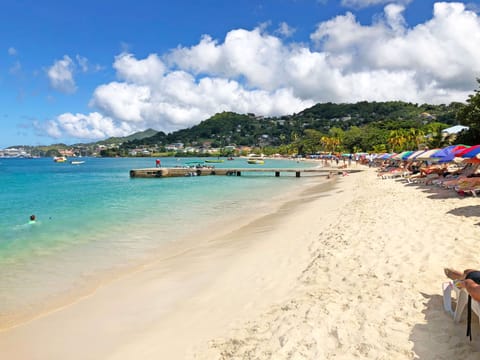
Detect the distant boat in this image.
<box><xmin>247</xmin><ymin>154</ymin><xmax>265</xmax><ymax>165</ymax></box>
<box><xmin>184</xmin><ymin>161</ymin><xmax>205</xmax><ymax>168</ymax></box>
<box><xmin>70</xmin><ymin>160</ymin><xmax>85</xmax><ymax>165</ymax></box>
<box><xmin>205</xmin><ymin>159</ymin><xmax>224</xmax><ymax>163</ymax></box>
<box><xmin>53</xmin><ymin>156</ymin><xmax>67</xmax><ymax>163</ymax></box>
<box><xmin>227</xmin><ymin>157</ymin><xmax>235</xmax><ymax>161</ymax></box>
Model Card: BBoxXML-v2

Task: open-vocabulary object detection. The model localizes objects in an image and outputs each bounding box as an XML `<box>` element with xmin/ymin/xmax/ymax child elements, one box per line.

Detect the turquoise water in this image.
<box><xmin>0</xmin><ymin>157</ymin><xmax>319</xmax><ymax>325</ymax></box>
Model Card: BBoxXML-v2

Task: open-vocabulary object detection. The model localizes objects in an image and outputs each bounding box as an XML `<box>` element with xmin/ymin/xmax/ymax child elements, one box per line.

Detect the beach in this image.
<box><xmin>1</xmin><ymin>166</ymin><xmax>480</xmax><ymax>359</ymax></box>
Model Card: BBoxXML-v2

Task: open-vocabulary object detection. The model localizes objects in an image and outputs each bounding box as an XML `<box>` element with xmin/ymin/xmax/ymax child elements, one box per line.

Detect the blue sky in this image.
<box><xmin>1</xmin><ymin>0</ymin><xmax>479</xmax><ymax>148</ymax></box>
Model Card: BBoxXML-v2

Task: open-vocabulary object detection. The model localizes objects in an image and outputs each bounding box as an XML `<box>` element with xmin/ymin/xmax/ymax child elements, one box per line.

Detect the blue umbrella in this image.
<box><xmin>431</xmin><ymin>145</ymin><xmax>459</xmax><ymax>163</ymax></box>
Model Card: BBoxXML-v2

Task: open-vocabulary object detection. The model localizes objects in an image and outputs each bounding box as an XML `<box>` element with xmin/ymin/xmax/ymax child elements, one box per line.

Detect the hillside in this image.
<box><xmin>97</xmin><ymin>128</ymin><xmax>160</xmax><ymax>145</ymax></box>
<box><xmin>121</xmin><ymin>101</ymin><xmax>463</xmax><ymax>150</ymax></box>
<box><xmin>12</xmin><ymin>101</ymin><xmax>468</xmax><ymax>157</ymax></box>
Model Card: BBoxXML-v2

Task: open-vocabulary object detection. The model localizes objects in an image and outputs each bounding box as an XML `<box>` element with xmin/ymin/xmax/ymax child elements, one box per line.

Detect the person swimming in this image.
<box><xmin>29</xmin><ymin>214</ymin><xmax>36</xmax><ymax>224</ymax></box>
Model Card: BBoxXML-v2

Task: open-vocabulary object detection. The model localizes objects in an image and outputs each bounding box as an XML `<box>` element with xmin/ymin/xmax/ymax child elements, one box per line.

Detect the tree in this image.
<box><xmin>342</xmin><ymin>126</ymin><xmax>363</xmax><ymax>152</ymax></box>
<box><xmin>387</xmin><ymin>129</ymin><xmax>407</xmax><ymax>152</ymax></box>
<box><xmin>406</xmin><ymin>128</ymin><xmax>425</xmax><ymax>150</ymax></box>
<box><xmin>456</xmin><ymin>78</ymin><xmax>480</xmax><ymax>144</ymax></box>
<box><xmin>423</xmin><ymin>122</ymin><xmax>448</xmax><ymax>148</ymax></box>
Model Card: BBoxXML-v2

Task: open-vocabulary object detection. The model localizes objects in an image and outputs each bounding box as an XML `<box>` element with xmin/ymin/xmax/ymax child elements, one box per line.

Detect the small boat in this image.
<box><xmin>184</xmin><ymin>161</ymin><xmax>205</xmax><ymax>168</ymax></box>
<box><xmin>227</xmin><ymin>157</ymin><xmax>235</xmax><ymax>161</ymax></box>
<box><xmin>247</xmin><ymin>154</ymin><xmax>265</xmax><ymax>165</ymax></box>
<box><xmin>53</xmin><ymin>156</ymin><xmax>67</xmax><ymax>163</ymax></box>
<box><xmin>70</xmin><ymin>160</ymin><xmax>85</xmax><ymax>165</ymax></box>
<box><xmin>205</xmin><ymin>159</ymin><xmax>224</xmax><ymax>163</ymax></box>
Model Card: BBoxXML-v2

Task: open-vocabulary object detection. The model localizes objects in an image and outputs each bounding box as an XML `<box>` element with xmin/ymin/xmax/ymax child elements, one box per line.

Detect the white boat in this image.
<box><xmin>247</xmin><ymin>154</ymin><xmax>265</xmax><ymax>165</ymax></box>
<box><xmin>53</xmin><ymin>156</ymin><xmax>67</xmax><ymax>163</ymax></box>
<box><xmin>247</xmin><ymin>159</ymin><xmax>265</xmax><ymax>165</ymax></box>
<box><xmin>70</xmin><ymin>160</ymin><xmax>85</xmax><ymax>165</ymax></box>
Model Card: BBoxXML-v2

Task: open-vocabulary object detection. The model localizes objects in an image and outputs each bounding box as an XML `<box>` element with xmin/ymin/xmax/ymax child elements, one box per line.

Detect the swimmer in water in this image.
<box><xmin>29</xmin><ymin>214</ymin><xmax>36</xmax><ymax>224</ymax></box>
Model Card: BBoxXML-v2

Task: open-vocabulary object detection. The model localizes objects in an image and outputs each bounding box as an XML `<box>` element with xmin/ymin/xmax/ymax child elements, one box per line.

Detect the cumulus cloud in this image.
<box><xmin>46</xmin><ymin>2</ymin><xmax>480</xmax><ymax>140</ymax></box>
<box><xmin>311</xmin><ymin>2</ymin><xmax>480</xmax><ymax>91</ymax></box>
<box><xmin>8</xmin><ymin>47</ymin><xmax>17</xmax><ymax>56</ymax></box>
<box><xmin>47</xmin><ymin>55</ymin><xmax>77</xmax><ymax>93</ymax></box>
<box><xmin>46</xmin><ymin>54</ymin><xmax>100</xmax><ymax>94</ymax></box>
<box><xmin>45</xmin><ymin>112</ymin><xmax>133</xmax><ymax>139</ymax></box>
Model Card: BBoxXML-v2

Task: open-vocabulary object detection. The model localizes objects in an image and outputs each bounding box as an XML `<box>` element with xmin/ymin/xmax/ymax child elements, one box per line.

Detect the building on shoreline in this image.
<box><xmin>0</xmin><ymin>147</ymin><xmax>33</xmax><ymax>158</ymax></box>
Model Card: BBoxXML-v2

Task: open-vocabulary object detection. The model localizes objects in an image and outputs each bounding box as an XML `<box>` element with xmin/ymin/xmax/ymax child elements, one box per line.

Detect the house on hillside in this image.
<box><xmin>441</xmin><ymin>125</ymin><xmax>469</xmax><ymax>136</ymax></box>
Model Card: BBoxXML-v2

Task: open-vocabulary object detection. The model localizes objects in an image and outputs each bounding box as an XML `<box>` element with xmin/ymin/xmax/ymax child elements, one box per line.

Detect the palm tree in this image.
<box><xmin>406</xmin><ymin>128</ymin><xmax>425</xmax><ymax>149</ymax></box>
<box><xmin>387</xmin><ymin>129</ymin><xmax>407</xmax><ymax>152</ymax></box>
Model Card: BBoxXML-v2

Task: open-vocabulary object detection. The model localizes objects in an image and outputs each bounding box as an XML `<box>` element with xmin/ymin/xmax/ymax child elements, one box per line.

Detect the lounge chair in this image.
<box><xmin>443</xmin><ymin>281</ymin><xmax>480</xmax><ymax>340</ymax></box>
<box><xmin>443</xmin><ymin>281</ymin><xmax>470</xmax><ymax>322</ymax></box>
<box><xmin>455</xmin><ymin>178</ymin><xmax>480</xmax><ymax>197</ymax></box>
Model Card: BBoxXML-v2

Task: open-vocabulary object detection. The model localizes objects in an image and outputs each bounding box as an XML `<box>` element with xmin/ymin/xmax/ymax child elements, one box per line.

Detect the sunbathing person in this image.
<box><xmin>439</xmin><ymin>164</ymin><xmax>479</xmax><ymax>188</ymax></box>
<box><xmin>444</xmin><ymin>268</ymin><xmax>480</xmax><ymax>302</ymax></box>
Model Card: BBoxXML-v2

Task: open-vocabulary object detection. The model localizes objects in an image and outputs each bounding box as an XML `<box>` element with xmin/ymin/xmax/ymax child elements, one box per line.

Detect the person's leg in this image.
<box><xmin>444</xmin><ymin>268</ymin><xmax>464</xmax><ymax>280</ymax></box>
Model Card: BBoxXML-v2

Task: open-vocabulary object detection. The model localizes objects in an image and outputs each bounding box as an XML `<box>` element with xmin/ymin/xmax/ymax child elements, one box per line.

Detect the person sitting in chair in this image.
<box><xmin>445</xmin><ymin>268</ymin><xmax>480</xmax><ymax>301</ymax></box>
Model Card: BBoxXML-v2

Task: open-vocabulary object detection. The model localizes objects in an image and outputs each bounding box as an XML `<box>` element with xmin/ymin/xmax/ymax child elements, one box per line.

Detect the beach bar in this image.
<box><xmin>129</xmin><ymin>167</ymin><xmax>360</xmax><ymax>178</ymax></box>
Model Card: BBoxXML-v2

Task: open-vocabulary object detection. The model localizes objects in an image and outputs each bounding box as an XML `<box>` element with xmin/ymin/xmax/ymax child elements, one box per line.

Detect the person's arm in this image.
<box><xmin>461</xmin><ymin>279</ymin><xmax>480</xmax><ymax>302</ymax></box>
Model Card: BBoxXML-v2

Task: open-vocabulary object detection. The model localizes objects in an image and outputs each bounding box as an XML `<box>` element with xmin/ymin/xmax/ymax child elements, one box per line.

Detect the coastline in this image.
<box><xmin>0</xmin><ymin>157</ymin><xmax>323</xmax><ymax>330</ymax></box>
<box><xmin>1</xmin><ymin>167</ymin><xmax>480</xmax><ymax>359</ymax></box>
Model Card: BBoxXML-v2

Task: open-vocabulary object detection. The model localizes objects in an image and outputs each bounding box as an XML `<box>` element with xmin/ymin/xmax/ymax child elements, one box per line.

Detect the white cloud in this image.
<box><xmin>8</xmin><ymin>47</ymin><xmax>17</xmax><ymax>56</ymax></box>
<box><xmin>76</xmin><ymin>55</ymin><xmax>89</xmax><ymax>72</ymax></box>
<box><xmin>45</xmin><ymin>112</ymin><xmax>133</xmax><ymax>139</ymax></box>
<box><xmin>113</xmin><ymin>53</ymin><xmax>166</xmax><ymax>84</ymax></box>
<box><xmin>276</xmin><ymin>22</ymin><xmax>296</xmax><ymax>37</ymax></box>
<box><xmin>46</xmin><ymin>2</ymin><xmax>480</xmax><ymax>140</ymax></box>
<box><xmin>311</xmin><ymin>2</ymin><xmax>480</xmax><ymax>92</ymax></box>
<box><xmin>91</xmin><ymin>81</ymin><xmax>151</xmax><ymax>123</ymax></box>
<box><xmin>47</xmin><ymin>55</ymin><xmax>77</xmax><ymax>93</ymax></box>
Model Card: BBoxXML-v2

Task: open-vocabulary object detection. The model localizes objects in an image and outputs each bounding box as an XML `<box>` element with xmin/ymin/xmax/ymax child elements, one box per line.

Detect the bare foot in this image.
<box><xmin>444</xmin><ymin>268</ymin><xmax>463</xmax><ymax>280</ymax></box>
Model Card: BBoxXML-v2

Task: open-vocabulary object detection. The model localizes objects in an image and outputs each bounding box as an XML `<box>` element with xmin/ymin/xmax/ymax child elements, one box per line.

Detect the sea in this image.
<box><xmin>0</xmin><ymin>156</ymin><xmax>321</xmax><ymax>327</ymax></box>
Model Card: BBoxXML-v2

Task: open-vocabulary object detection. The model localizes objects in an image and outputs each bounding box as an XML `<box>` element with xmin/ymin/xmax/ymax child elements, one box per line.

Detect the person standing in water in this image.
<box><xmin>29</xmin><ymin>215</ymin><xmax>36</xmax><ymax>224</ymax></box>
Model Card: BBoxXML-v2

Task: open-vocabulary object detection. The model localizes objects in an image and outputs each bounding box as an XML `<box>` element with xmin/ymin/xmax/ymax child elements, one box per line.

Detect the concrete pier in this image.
<box><xmin>129</xmin><ymin>167</ymin><xmax>361</xmax><ymax>178</ymax></box>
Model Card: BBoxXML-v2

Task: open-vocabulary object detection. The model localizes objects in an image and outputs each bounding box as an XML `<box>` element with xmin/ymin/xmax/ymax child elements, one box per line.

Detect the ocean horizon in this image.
<box><xmin>0</xmin><ymin>157</ymin><xmax>321</xmax><ymax>328</ymax></box>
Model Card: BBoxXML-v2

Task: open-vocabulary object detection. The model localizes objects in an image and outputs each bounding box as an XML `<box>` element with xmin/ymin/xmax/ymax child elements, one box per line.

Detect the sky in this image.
<box><xmin>1</xmin><ymin>0</ymin><xmax>480</xmax><ymax>148</ymax></box>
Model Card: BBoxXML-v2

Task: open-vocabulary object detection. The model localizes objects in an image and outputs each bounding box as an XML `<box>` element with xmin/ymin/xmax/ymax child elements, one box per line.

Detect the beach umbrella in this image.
<box><xmin>457</xmin><ymin>145</ymin><xmax>480</xmax><ymax>158</ymax></box>
<box><xmin>391</xmin><ymin>151</ymin><xmax>412</xmax><ymax>160</ymax></box>
<box><xmin>406</xmin><ymin>150</ymin><xmax>427</xmax><ymax>161</ymax></box>
<box><xmin>401</xmin><ymin>151</ymin><xmax>414</xmax><ymax>160</ymax></box>
<box><xmin>415</xmin><ymin>149</ymin><xmax>441</xmax><ymax>161</ymax></box>
<box><xmin>377</xmin><ymin>153</ymin><xmax>391</xmax><ymax>160</ymax></box>
<box><xmin>431</xmin><ymin>145</ymin><xmax>468</xmax><ymax>163</ymax></box>
<box><xmin>454</xmin><ymin>145</ymin><xmax>476</xmax><ymax>157</ymax></box>
<box><xmin>452</xmin><ymin>145</ymin><xmax>470</xmax><ymax>154</ymax></box>
<box><xmin>391</xmin><ymin>152</ymin><xmax>403</xmax><ymax>160</ymax></box>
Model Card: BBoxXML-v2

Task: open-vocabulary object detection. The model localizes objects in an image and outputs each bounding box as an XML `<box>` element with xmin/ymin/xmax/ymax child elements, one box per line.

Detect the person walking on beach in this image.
<box><xmin>155</xmin><ymin>159</ymin><xmax>161</xmax><ymax>168</ymax></box>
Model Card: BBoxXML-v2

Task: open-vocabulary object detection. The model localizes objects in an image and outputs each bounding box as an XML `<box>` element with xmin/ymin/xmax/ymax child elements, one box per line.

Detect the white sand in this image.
<box><xmin>1</xmin><ymin>167</ymin><xmax>480</xmax><ymax>359</ymax></box>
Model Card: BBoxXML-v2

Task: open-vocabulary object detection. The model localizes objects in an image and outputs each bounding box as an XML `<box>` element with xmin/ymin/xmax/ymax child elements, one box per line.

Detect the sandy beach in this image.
<box><xmin>1</xmin><ymin>166</ymin><xmax>480</xmax><ymax>359</ymax></box>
